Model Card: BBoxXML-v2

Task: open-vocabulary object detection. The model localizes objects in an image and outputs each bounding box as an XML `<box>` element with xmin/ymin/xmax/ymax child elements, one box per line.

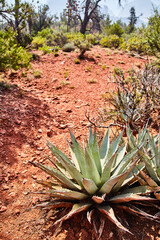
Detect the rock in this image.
<box><xmin>2</xmin><ymin>184</ymin><xmax>9</xmax><ymax>190</ymax></box>
<box><xmin>0</xmin><ymin>129</ymin><xmax>6</xmax><ymax>135</ymax></box>
<box><xmin>31</xmin><ymin>175</ymin><xmax>37</xmax><ymax>180</ymax></box>
<box><xmin>9</xmin><ymin>192</ymin><xmax>16</xmax><ymax>198</ymax></box>
<box><xmin>66</xmin><ymin>109</ymin><xmax>72</xmax><ymax>113</ymax></box>
<box><xmin>37</xmin><ymin>147</ymin><xmax>43</xmax><ymax>151</ymax></box>
<box><xmin>15</xmin><ymin>119</ymin><xmax>21</xmax><ymax>125</ymax></box>
<box><xmin>52</xmin><ymin>78</ymin><xmax>58</xmax><ymax>82</ymax></box>
<box><xmin>23</xmin><ymin>179</ymin><xmax>27</xmax><ymax>184</ymax></box>
<box><xmin>15</xmin><ymin>208</ymin><xmax>20</xmax><ymax>215</ymax></box>
<box><xmin>0</xmin><ymin>206</ymin><xmax>7</xmax><ymax>212</ymax></box>
<box><xmin>47</xmin><ymin>130</ymin><xmax>53</xmax><ymax>137</ymax></box>
<box><xmin>59</xmin><ymin>124</ymin><xmax>67</xmax><ymax>129</ymax></box>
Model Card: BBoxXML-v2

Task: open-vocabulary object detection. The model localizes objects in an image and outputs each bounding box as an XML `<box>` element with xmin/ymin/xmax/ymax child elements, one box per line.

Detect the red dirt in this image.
<box><xmin>0</xmin><ymin>46</ymin><xmax>159</xmax><ymax>240</ymax></box>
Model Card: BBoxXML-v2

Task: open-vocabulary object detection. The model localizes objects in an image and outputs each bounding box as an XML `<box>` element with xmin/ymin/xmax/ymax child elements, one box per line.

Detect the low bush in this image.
<box><xmin>121</xmin><ymin>34</ymin><xmax>150</xmax><ymax>54</ymax></box>
<box><xmin>62</xmin><ymin>42</ymin><xmax>76</xmax><ymax>52</ymax></box>
<box><xmin>100</xmin><ymin>35</ymin><xmax>121</xmax><ymax>48</ymax></box>
<box><xmin>0</xmin><ymin>29</ymin><xmax>32</xmax><ymax>71</ymax></box>
<box><xmin>32</xmin><ymin>36</ymin><xmax>46</xmax><ymax>49</ymax></box>
<box><xmin>102</xmin><ymin>65</ymin><xmax>160</xmax><ymax>130</ymax></box>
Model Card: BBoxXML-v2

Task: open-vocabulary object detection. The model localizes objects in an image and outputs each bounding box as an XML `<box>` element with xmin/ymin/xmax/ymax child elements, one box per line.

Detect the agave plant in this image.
<box><xmin>125</xmin><ymin>125</ymin><xmax>160</xmax><ymax>200</ymax></box>
<box><xmin>30</xmin><ymin>128</ymin><xmax>159</xmax><ymax>237</ymax></box>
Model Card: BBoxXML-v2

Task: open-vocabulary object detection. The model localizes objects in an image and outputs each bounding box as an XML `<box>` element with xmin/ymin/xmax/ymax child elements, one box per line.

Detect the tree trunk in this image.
<box><xmin>14</xmin><ymin>0</ymin><xmax>21</xmax><ymax>44</ymax></box>
<box><xmin>80</xmin><ymin>17</ymin><xmax>89</xmax><ymax>34</ymax></box>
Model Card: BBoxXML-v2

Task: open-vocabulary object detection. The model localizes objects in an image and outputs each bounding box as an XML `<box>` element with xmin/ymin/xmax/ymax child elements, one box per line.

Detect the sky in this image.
<box><xmin>35</xmin><ymin>0</ymin><xmax>160</xmax><ymax>17</ymax></box>
<box><xmin>8</xmin><ymin>0</ymin><xmax>160</xmax><ymax>21</ymax></box>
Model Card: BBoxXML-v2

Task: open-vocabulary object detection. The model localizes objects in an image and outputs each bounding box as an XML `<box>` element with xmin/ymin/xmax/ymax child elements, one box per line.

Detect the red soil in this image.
<box><xmin>0</xmin><ymin>46</ymin><xmax>159</xmax><ymax>240</ymax></box>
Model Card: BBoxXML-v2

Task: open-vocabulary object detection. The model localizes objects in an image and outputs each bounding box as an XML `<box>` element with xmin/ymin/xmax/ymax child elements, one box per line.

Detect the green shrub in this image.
<box><xmin>85</xmin><ymin>33</ymin><xmax>98</xmax><ymax>45</ymax></box>
<box><xmin>100</xmin><ymin>35</ymin><xmax>121</xmax><ymax>48</ymax></box>
<box><xmin>0</xmin><ymin>29</ymin><xmax>31</xmax><ymax>71</ymax></box>
<box><xmin>145</xmin><ymin>9</ymin><xmax>160</xmax><ymax>57</ymax></box>
<box><xmin>32</xmin><ymin>36</ymin><xmax>46</xmax><ymax>49</ymax></box>
<box><xmin>33</xmin><ymin>69</ymin><xmax>43</xmax><ymax>78</ymax></box>
<box><xmin>66</xmin><ymin>32</ymin><xmax>85</xmax><ymax>45</ymax></box>
<box><xmin>52</xmin><ymin>31</ymin><xmax>67</xmax><ymax>47</ymax></box>
<box><xmin>62</xmin><ymin>42</ymin><xmax>76</xmax><ymax>52</ymax></box>
<box><xmin>109</xmin><ymin>21</ymin><xmax>124</xmax><ymax>37</ymax></box>
<box><xmin>74</xmin><ymin>58</ymin><xmax>80</xmax><ymax>64</ymax></box>
<box><xmin>121</xmin><ymin>34</ymin><xmax>150</xmax><ymax>54</ymax></box>
<box><xmin>38</xmin><ymin>44</ymin><xmax>52</xmax><ymax>54</ymax></box>
<box><xmin>102</xmin><ymin>65</ymin><xmax>160</xmax><ymax>130</ymax></box>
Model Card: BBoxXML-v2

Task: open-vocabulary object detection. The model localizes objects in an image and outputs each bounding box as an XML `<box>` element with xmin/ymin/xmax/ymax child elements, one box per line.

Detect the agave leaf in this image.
<box><xmin>50</xmin><ymin>189</ymin><xmax>89</xmax><ymax>200</ymax></box>
<box><xmin>82</xmin><ymin>178</ymin><xmax>98</xmax><ymax>195</ymax></box>
<box><xmin>47</xmin><ymin>141</ymin><xmax>83</xmax><ymax>186</ymax></box>
<box><xmin>140</xmin><ymin>152</ymin><xmax>160</xmax><ymax>183</ymax></box>
<box><xmin>109</xmin><ymin>193</ymin><xmax>155</xmax><ymax>203</ymax></box>
<box><xmin>126</xmin><ymin>126</ymin><xmax>136</xmax><ymax>148</ymax></box>
<box><xmin>87</xmin><ymin>209</ymin><xmax>95</xmax><ymax>224</ymax></box>
<box><xmin>122</xmin><ymin>162</ymin><xmax>145</xmax><ymax>186</ymax></box>
<box><xmin>113</xmin><ymin>160</ymin><xmax>139</xmax><ymax>192</ymax></box>
<box><xmin>32</xmin><ymin>191</ymin><xmax>81</xmax><ymax>200</ymax></box>
<box><xmin>35</xmin><ymin>179</ymin><xmax>57</xmax><ymax>189</ymax></box>
<box><xmin>85</xmin><ymin>148</ymin><xmax>101</xmax><ymax>186</ymax></box>
<box><xmin>154</xmin><ymin>192</ymin><xmax>160</xmax><ymax>200</ymax></box>
<box><xmin>120</xmin><ymin>204</ymin><xmax>159</xmax><ymax>222</ymax></box>
<box><xmin>54</xmin><ymin>203</ymin><xmax>91</xmax><ymax>226</ymax></box>
<box><xmin>139</xmin><ymin>170</ymin><xmax>158</xmax><ymax>187</ymax></box>
<box><xmin>112</xmin><ymin>147</ymin><xmax>139</xmax><ymax>176</ymax></box>
<box><xmin>98</xmin><ymin>205</ymin><xmax>132</xmax><ymax>234</ymax></box>
<box><xmin>112</xmin><ymin>144</ymin><xmax>127</xmax><ymax>170</ymax></box>
<box><xmin>31</xmin><ymin>162</ymin><xmax>81</xmax><ymax>191</ymax></box>
<box><xmin>33</xmin><ymin>201</ymin><xmax>73</xmax><ymax>209</ymax></box>
<box><xmin>98</xmin><ymin>217</ymin><xmax>105</xmax><ymax>240</ymax></box>
<box><xmin>88</xmin><ymin>127</ymin><xmax>94</xmax><ymax>145</ymax></box>
<box><xmin>67</xmin><ymin>140</ymin><xmax>80</xmax><ymax>171</ymax></box>
<box><xmin>69</xmin><ymin>130</ymin><xmax>87</xmax><ymax>176</ymax></box>
<box><xmin>149</xmin><ymin>135</ymin><xmax>159</xmax><ymax>168</ymax></box>
<box><xmin>92</xmin><ymin>195</ymin><xmax>105</xmax><ymax>204</ymax></box>
<box><xmin>100</xmin><ymin>152</ymin><xmax>117</xmax><ymax>184</ymax></box>
<box><xmin>121</xmin><ymin>186</ymin><xmax>160</xmax><ymax>195</ymax></box>
<box><xmin>137</xmin><ymin>125</ymin><xmax>148</xmax><ymax>146</ymax></box>
<box><xmin>99</xmin><ymin>128</ymin><xmax>109</xmax><ymax>163</ymax></box>
<box><xmin>106</xmin><ymin>131</ymin><xmax>123</xmax><ymax>164</ymax></box>
<box><xmin>88</xmin><ymin>130</ymin><xmax>102</xmax><ymax>174</ymax></box>
<box><xmin>99</xmin><ymin>172</ymin><xmax>128</xmax><ymax>194</ymax></box>
<box><xmin>157</xmin><ymin>167</ymin><xmax>160</xmax><ymax>179</ymax></box>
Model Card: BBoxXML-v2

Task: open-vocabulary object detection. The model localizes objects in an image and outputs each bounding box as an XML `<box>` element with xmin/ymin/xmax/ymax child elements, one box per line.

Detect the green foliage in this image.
<box><xmin>74</xmin><ymin>58</ymin><xmax>80</xmax><ymax>64</ymax></box>
<box><xmin>126</xmin><ymin>126</ymin><xmax>160</xmax><ymax>199</ymax></box>
<box><xmin>0</xmin><ymin>29</ymin><xmax>31</xmax><ymax>71</ymax></box>
<box><xmin>104</xmin><ymin>65</ymin><xmax>160</xmax><ymax>130</ymax></box>
<box><xmin>32</xmin><ymin>36</ymin><xmax>46</xmax><ymax>49</ymax></box>
<box><xmin>33</xmin><ymin>69</ymin><xmax>43</xmax><ymax>78</ymax></box>
<box><xmin>145</xmin><ymin>9</ymin><xmax>160</xmax><ymax>57</ymax></box>
<box><xmin>32</xmin><ymin>28</ymin><xmax>68</xmax><ymax>49</ymax></box>
<box><xmin>73</xmin><ymin>39</ymin><xmax>91</xmax><ymax>59</ymax></box>
<box><xmin>31</xmin><ymin>128</ymin><xmax>159</xmax><ymax>236</ymax></box>
<box><xmin>109</xmin><ymin>21</ymin><xmax>124</xmax><ymax>37</ymax></box>
<box><xmin>66</xmin><ymin>32</ymin><xmax>85</xmax><ymax>45</ymax></box>
<box><xmin>85</xmin><ymin>33</ymin><xmax>101</xmax><ymax>45</ymax></box>
<box><xmin>121</xmin><ymin>33</ymin><xmax>150</xmax><ymax>54</ymax></box>
<box><xmin>62</xmin><ymin>42</ymin><xmax>76</xmax><ymax>52</ymax></box>
<box><xmin>39</xmin><ymin>44</ymin><xmax>52</xmax><ymax>54</ymax></box>
<box><xmin>52</xmin><ymin>31</ymin><xmax>68</xmax><ymax>47</ymax></box>
<box><xmin>100</xmin><ymin>34</ymin><xmax>121</xmax><ymax>48</ymax></box>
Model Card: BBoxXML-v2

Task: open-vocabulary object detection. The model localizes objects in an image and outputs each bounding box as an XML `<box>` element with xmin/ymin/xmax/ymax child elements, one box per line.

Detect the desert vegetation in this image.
<box><xmin>0</xmin><ymin>0</ymin><xmax>160</xmax><ymax>239</ymax></box>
